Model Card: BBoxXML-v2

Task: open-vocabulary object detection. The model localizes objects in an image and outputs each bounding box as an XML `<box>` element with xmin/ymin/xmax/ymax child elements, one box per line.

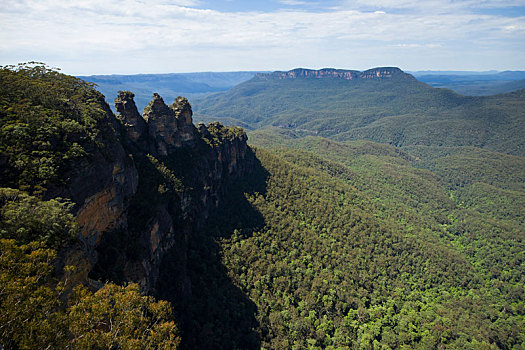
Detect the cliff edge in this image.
<box><xmin>255</xmin><ymin>67</ymin><xmax>412</xmax><ymax>80</ymax></box>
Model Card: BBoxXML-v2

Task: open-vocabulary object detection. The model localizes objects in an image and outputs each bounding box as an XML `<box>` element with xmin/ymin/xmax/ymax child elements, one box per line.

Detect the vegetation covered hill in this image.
<box><xmin>193</xmin><ymin>68</ymin><xmax>525</xmax><ymax>156</ymax></box>
<box><xmin>233</xmin><ymin>133</ymin><xmax>524</xmax><ymax>348</ymax></box>
<box><xmin>199</xmin><ymin>145</ymin><xmax>522</xmax><ymax>348</ymax></box>
<box><xmin>1</xmin><ymin>64</ymin><xmax>523</xmax><ymax>349</ymax></box>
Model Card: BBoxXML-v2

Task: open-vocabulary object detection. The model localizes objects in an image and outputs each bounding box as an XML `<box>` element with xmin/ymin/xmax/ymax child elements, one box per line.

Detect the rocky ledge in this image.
<box><xmin>255</xmin><ymin>67</ymin><xmax>409</xmax><ymax>80</ymax></box>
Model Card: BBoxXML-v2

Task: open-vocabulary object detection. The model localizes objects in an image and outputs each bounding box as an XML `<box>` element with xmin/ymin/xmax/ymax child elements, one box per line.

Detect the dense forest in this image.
<box><xmin>218</xmin><ymin>148</ymin><xmax>523</xmax><ymax>348</ymax></box>
<box><xmin>1</xmin><ymin>64</ymin><xmax>524</xmax><ymax>349</ymax></box>
<box><xmin>193</xmin><ymin>68</ymin><xmax>525</xmax><ymax>156</ymax></box>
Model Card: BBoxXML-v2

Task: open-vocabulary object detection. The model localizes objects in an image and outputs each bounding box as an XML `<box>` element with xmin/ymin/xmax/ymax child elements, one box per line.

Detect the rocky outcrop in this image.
<box><xmin>68</xmin><ymin>107</ymin><xmax>139</xmax><ymax>249</ymax></box>
<box><xmin>360</xmin><ymin>67</ymin><xmax>405</xmax><ymax>79</ymax></box>
<box><xmin>143</xmin><ymin>94</ymin><xmax>197</xmax><ymax>155</ymax></box>
<box><xmin>115</xmin><ymin>91</ymin><xmax>148</xmax><ymax>148</ymax></box>
<box><xmin>257</xmin><ymin>68</ymin><xmax>360</xmax><ymax>80</ymax></box>
<box><xmin>80</xmin><ymin>92</ymin><xmax>254</xmax><ymax>293</ymax></box>
<box><xmin>171</xmin><ymin>96</ymin><xmax>196</xmax><ymax>143</ymax></box>
<box><xmin>256</xmin><ymin>67</ymin><xmax>410</xmax><ymax>80</ymax></box>
<box><xmin>39</xmin><ymin>87</ymin><xmax>254</xmax><ymax>295</ymax></box>
<box><xmin>196</xmin><ymin>122</ymin><xmax>251</xmax><ymax>213</ymax></box>
<box><xmin>132</xmin><ymin>118</ymin><xmax>253</xmax><ymax>293</ymax></box>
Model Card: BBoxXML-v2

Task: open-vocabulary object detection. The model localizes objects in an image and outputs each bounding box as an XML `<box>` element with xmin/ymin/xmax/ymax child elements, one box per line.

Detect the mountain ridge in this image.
<box><xmin>255</xmin><ymin>67</ymin><xmax>410</xmax><ymax>80</ymax></box>
<box><xmin>193</xmin><ymin>67</ymin><xmax>525</xmax><ymax>156</ymax></box>
<box><xmin>79</xmin><ymin>71</ymin><xmax>263</xmax><ymax>112</ymax></box>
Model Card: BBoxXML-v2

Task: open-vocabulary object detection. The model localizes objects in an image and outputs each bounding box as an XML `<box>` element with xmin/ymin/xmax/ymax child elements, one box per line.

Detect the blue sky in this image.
<box><xmin>0</xmin><ymin>0</ymin><xmax>524</xmax><ymax>75</ymax></box>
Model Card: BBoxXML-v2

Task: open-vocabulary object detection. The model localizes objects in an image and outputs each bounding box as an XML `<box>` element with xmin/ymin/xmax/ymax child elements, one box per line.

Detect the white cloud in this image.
<box><xmin>336</xmin><ymin>0</ymin><xmax>525</xmax><ymax>13</ymax></box>
<box><xmin>392</xmin><ymin>43</ymin><xmax>443</xmax><ymax>48</ymax></box>
<box><xmin>0</xmin><ymin>0</ymin><xmax>523</xmax><ymax>73</ymax></box>
<box><xmin>279</xmin><ymin>0</ymin><xmax>309</xmax><ymax>5</ymax></box>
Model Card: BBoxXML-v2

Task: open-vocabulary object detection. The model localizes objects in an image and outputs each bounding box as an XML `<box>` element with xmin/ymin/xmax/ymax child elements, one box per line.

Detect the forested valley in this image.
<box><xmin>0</xmin><ymin>64</ymin><xmax>523</xmax><ymax>349</ymax></box>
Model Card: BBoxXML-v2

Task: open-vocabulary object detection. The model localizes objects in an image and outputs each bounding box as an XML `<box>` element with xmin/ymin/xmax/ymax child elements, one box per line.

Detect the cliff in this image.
<box><xmin>255</xmin><ymin>67</ymin><xmax>411</xmax><ymax>80</ymax></box>
<box><xmin>0</xmin><ymin>69</ymin><xmax>253</xmax><ymax>293</ymax></box>
<box><xmin>87</xmin><ymin>91</ymin><xmax>254</xmax><ymax>294</ymax></box>
<box><xmin>0</xmin><ymin>65</ymin><xmax>257</xmax><ymax>348</ymax></box>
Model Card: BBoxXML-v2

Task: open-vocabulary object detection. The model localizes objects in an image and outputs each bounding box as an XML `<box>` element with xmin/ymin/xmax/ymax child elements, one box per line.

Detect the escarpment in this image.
<box><xmin>3</xmin><ymin>84</ymin><xmax>255</xmax><ymax>294</ymax></box>
<box><xmin>255</xmin><ymin>67</ymin><xmax>412</xmax><ymax>80</ymax></box>
<box><xmin>86</xmin><ymin>91</ymin><xmax>254</xmax><ymax>294</ymax></box>
<box><xmin>0</xmin><ymin>67</ymin><xmax>258</xmax><ymax>348</ymax></box>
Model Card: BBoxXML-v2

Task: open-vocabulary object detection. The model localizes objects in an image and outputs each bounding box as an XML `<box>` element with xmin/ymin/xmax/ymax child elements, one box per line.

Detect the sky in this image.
<box><xmin>0</xmin><ymin>0</ymin><xmax>524</xmax><ymax>75</ymax></box>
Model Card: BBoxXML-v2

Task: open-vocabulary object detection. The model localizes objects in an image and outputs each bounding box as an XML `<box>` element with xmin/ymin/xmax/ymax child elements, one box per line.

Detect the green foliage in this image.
<box><xmin>194</xmin><ymin>74</ymin><xmax>525</xmax><ymax>156</ymax></box>
<box><xmin>0</xmin><ymin>239</ymin><xmax>69</xmax><ymax>349</ymax></box>
<box><xmin>0</xmin><ymin>238</ymin><xmax>180</xmax><ymax>349</ymax></box>
<box><xmin>403</xmin><ymin>146</ymin><xmax>525</xmax><ymax>312</ymax></box>
<box><xmin>0</xmin><ymin>184</ymin><xmax>180</xmax><ymax>349</ymax></box>
<box><xmin>202</xmin><ymin>121</ymin><xmax>247</xmax><ymax>147</ymax></box>
<box><xmin>205</xmin><ymin>147</ymin><xmax>525</xmax><ymax>348</ymax></box>
<box><xmin>0</xmin><ymin>62</ymin><xmax>110</xmax><ymax>193</ymax></box>
<box><xmin>0</xmin><ymin>187</ymin><xmax>78</xmax><ymax>249</ymax></box>
<box><xmin>68</xmin><ymin>283</ymin><xmax>180</xmax><ymax>349</ymax></box>
<box><xmin>146</xmin><ymin>154</ymin><xmax>185</xmax><ymax>193</ymax></box>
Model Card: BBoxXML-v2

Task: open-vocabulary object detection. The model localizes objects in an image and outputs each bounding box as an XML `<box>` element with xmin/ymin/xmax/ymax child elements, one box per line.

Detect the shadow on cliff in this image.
<box><xmin>157</xmin><ymin>154</ymin><xmax>269</xmax><ymax>349</ymax></box>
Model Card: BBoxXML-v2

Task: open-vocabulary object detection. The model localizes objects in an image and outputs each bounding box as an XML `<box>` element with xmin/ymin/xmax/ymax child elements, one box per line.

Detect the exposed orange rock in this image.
<box><xmin>76</xmin><ymin>187</ymin><xmax>122</xmax><ymax>245</ymax></box>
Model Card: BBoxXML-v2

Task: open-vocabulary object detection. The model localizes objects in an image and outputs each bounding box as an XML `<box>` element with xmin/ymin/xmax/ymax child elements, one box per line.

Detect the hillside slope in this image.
<box><xmin>242</xmin><ymin>132</ymin><xmax>524</xmax><ymax>348</ymax></box>
<box><xmin>210</xmin><ymin>147</ymin><xmax>524</xmax><ymax>348</ymax></box>
<box><xmin>0</xmin><ymin>64</ymin><xmax>255</xmax><ymax>348</ymax></box>
<box><xmin>1</xmin><ymin>64</ymin><xmax>523</xmax><ymax>349</ymax></box>
<box><xmin>194</xmin><ymin>67</ymin><xmax>525</xmax><ymax>156</ymax></box>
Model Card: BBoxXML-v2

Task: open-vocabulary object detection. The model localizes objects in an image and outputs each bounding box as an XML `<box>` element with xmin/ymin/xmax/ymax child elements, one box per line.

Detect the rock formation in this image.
<box><xmin>73</xmin><ymin>92</ymin><xmax>255</xmax><ymax>293</ymax></box>
<box><xmin>256</xmin><ymin>67</ymin><xmax>410</xmax><ymax>80</ymax></box>
<box><xmin>41</xmin><ymin>94</ymin><xmax>139</xmax><ymax>286</ymax></box>
<box><xmin>142</xmin><ymin>93</ymin><xmax>197</xmax><ymax>155</ymax></box>
<box><xmin>32</xmin><ymin>87</ymin><xmax>254</xmax><ymax>295</ymax></box>
<box><xmin>115</xmin><ymin>90</ymin><xmax>148</xmax><ymax>148</ymax></box>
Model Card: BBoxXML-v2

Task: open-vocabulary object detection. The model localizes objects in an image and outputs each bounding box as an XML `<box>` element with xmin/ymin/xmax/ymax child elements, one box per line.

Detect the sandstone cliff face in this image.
<box><xmin>359</xmin><ymin>67</ymin><xmax>405</xmax><ymax>79</ymax></box>
<box><xmin>71</xmin><ymin>106</ymin><xmax>138</xmax><ymax>249</ymax></box>
<box><xmin>80</xmin><ymin>92</ymin><xmax>254</xmax><ymax>293</ymax></box>
<box><xmin>256</xmin><ymin>67</ymin><xmax>409</xmax><ymax>80</ymax></box>
<box><xmin>196</xmin><ymin>122</ymin><xmax>251</xmax><ymax>215</ymax></box>
<box><xmin>42</xmin><ymin>89</ymin><xmax>253</xmax><ymax>294</ymax></box>
<box><xmin>43</xmin><ymin>95</ymin><xmax>139</xmax><ymax>284</ymax></box>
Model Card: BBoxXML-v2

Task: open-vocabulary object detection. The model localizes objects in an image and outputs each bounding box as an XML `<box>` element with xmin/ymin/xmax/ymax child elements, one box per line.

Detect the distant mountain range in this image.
<box><xmin>411</xmin><ymin>70</ymin><xmax>525</xmax><ymax>95</ymax></box>
<box><xmin>192</xmin><ymin>67</ymin><xmax>525</xmax><ymax>156</ymax></box>
<box><xmin>78</xmin><ymin>71</ymin><xmax>265</xmax><ymax>111</ymax></box>
<box><xmin>79</xmin><ymin>69</ymin><xmax>525</xmax><ymax>113</ymax></box>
